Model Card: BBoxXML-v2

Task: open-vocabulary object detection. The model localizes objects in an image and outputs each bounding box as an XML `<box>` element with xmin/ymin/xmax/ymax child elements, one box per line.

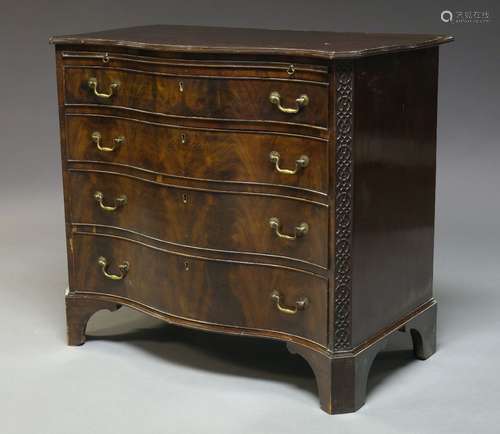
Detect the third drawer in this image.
<box><xmin>69</xmin><ymin>171</ymin><xmax>328</xmax><ymax>268</ymax></box>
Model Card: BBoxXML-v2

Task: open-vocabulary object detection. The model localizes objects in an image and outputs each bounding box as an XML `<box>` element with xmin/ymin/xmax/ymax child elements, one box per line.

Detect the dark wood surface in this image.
<box><xmin>287</xmin><ymin>300</ymin><xmax>437</xmax><ymax>414</ymax></box>
<box><xmin>65</xmin><ymin>113</ymin><xmax>328</xmax><ymax>193</ymax></box>
<box><xmin>72</xmin><ymin>232</ymin><xmax>328</xmax><ymax>346</ymax></box>
<box><xmin>66</xmin><ymin>296</ymin><xmax>120</xmax><ymax>346</ymax></box>
<box><xmin>50</xmin><ymin>25</ymin><xmax>453</xmax><ymax>59</ymax></box>
<box><xmin>63</xmin><ymin>66</ymin><xmax>329</xmax><ymax>129</ymax></box>
<box><xmin>69</xmin><ymin>170</ymin><xmax>328</xmax><ymax>267</ymax></box>
<box><xmin>60</xmin><ymin>50</ymin><xmax>329</xmax><ymax>81</ymax></box>
<box><xmin>53</xmin><ymin>27</ymin><xmax>451</xmax><ymax>413</ymax></box>
<box><xmin>351</xmin><ymin>48</ymin><xmax>438</xmax><ymax>347</ymax></box>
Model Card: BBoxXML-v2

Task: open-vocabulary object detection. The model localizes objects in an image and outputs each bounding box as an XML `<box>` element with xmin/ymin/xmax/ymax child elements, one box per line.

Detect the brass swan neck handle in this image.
<box><xmin>269</xmin><ymin>151</ymin><xmax>309</xmax><ymax>175</ymax></box>
<box><xmin>98</xmin><ymin>256</ymin><xmax>129</xmax><ymax>281</ymax></box>
<box><xmin>94</xmin><ymin>191</ymin><xmax>127</xmax><ymax>212</ymax></box>
<box><xmin>271</xmin><ymin>290</ymin><xmax>309</xmax><ymax>315</ymax></box>
<box><xmin>269</xmin><ymin>91</ymin><xmax>309</xmax><ymax>114</ymax></box>
<box><xmin>91</xmin><ymin>131</ymin><xmax>125</xmax><ymax>152</ymax></box>
<box><xmin>269</xmin><ymin>217</ymin><xmax>309</xmax><ymax>240</ymax></box>
<box><xmin>88</xmin><ymin>77</ymin><xmax>119</xmax><ymax>99</ymax></box>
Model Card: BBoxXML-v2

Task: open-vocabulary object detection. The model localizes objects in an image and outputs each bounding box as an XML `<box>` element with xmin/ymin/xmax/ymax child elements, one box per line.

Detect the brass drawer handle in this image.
<box><xmin>269</xmin><ymin>151</ymin><xmax>309</xmax><ymax>175</ymax></box>
<box><xmin>94</xmin><ymin>191</ymin><xmax>127</xmax><ymax>212</ymax></box>
<box><xmin>88</xmin><ymin>77</ymin><xmax>119</xmax><ymax>98</ymax></box>
<box><xmin>271</xmin><ymin>290</ymin><xmax>309</xmax><ymax>315</ymax></box>
<box><xmin>98</xmin><ymin>256</ymin><xmax>129</xmax><ymax>281</ymax></box>
<box><xmin>269</xmin><ymin>91</ymin><xmax>309</xmax><ymax>114</ymax></box>
<box><xmin>91</xmin><ymin>131</ymin><xmax>125</xmax><ymax>152</ymax></box>
<box><xmin>269</xmin><ymin>217</ymin><xmax>309</xmax><ymax>240</ymax></box>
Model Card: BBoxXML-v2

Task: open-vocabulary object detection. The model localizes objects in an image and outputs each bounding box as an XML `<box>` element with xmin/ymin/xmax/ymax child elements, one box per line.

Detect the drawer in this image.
<box><xmin>63</xmin><ymin>67</ymin><xmax>328</xmax><ymax>129</ymax></box>
<box><xmin>69</xmin><ymin>171</ymin><xmax>328</xmax><ymax>267</ymax></box>
<box><xmin>61</xmin><ymin>51</ymin><xmax>329</xmax><ymax>82</ymax></box>
<box><xmin>66</xmin><ymin>115</ymin><xmax>328</xmax><ymax>193</ymax></box>
<box><xmin>71</xmin><ymin>233</ymin><xmax>328</xmax><ymax>346</ymax></box>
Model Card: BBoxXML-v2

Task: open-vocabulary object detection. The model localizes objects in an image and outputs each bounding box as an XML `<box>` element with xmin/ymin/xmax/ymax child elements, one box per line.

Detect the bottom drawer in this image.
<box><xmin>71</xmin><ymin>233</ymin><xmax>328</xmax><ymax>346</ymax></box>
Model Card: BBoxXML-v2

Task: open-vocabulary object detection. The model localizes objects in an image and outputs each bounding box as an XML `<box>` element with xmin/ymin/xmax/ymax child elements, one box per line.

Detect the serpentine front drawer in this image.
<box><xmin>68</xmin><ymin>170</ymin><xmax>329</xmax><ymax>268</ymax></box>
<box><xmin>63</xmin><ymin>62</ymin><xmax>329</xmax><ymax>129</ymax></box>
<box><xmin>71</xmin><ymin>232</ymin><xmax>328</xmax><ymax>346</ymax></box>
<box><xmin>64</xmin><ymin>114</ymin><xmax>328</xmax><ymax>194</ymax></box>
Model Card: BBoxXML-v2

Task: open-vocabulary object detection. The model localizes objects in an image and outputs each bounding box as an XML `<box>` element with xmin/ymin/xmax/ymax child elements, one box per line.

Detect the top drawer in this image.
<box><xmin>61</xmin><ymin>52</ymin><xmax>329</xmax><ymax>130</ymax></box>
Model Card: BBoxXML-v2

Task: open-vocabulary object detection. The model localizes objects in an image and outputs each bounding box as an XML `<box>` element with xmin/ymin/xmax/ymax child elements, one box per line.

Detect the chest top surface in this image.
<box><xmin>50</xmin><ymin>24</ymin><xmax>453</xmax><ymax>59</ymax></box>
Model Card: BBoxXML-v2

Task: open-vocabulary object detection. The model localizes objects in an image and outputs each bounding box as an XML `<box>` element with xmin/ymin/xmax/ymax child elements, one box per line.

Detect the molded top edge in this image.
<box><xmin>50</xmin><ymin>25</ymin><xmax>453</xmax><ymax>59</ymax></box>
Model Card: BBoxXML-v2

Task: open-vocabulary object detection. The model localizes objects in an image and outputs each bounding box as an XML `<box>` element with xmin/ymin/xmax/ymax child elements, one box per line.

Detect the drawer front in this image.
<box><xmin>66</xmin><ymin>115</ymin><xmax>328</xmax><ymax>193</ymax></box>
<box><xmin>64</xmin><ymin>67</ymin><xmax>328</xmax><ymax>128</ymax></box>
<box><xmin>69</xmin><ymin>171</ymin><xmax>328</xmax><ymax>267</ymax></box>
<box><xmin>61</xmin><ymin>51</ymin><xmax>329</xmax><ymax>82</ymax></box>
<box><xmin>72</xmin><ymin>233</ymin><xmax>328</xmax><ymax>346</ymax></box>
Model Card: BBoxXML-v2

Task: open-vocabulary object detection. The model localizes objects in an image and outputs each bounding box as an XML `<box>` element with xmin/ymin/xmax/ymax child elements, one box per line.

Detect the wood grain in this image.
<box><xmin>69</xmin><ymin>170</ymin><xmax>329</xmax><ymax>267</ymax></box>
<box><xmin>60</xmin><ymin>50</ymin><xmax>329</xmax><ymax>82</ymax></box>
<box><xmin>350</xmin><ymin>47</ymin><xmax>439</xmax><ymax>347</ymax></box>
<box><xmin>72</xmin><ymin>232</ymin><xmax>328</xmax><ymax>346</ymax></box>
<box><xmin>50</xmin><ymin>25</ymin><xmax>453</xmax><ymax>59</ymax></box>
<box><xmin>64</xmin><ymin>66</ymin><xmax>329</xmax><ymax>128</ymax></box>
<box><xmin>52</xmin><ymin>28</ymin><xmax>451</xmax><ymax>413</ymax></box>
<box><xmin>65</xmin><ymin>113</ymin><xmax>328</xmax><ymax>193</ymax></box>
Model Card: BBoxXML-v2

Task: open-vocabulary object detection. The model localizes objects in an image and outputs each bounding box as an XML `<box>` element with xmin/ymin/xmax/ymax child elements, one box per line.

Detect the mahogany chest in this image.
<box><xmin>50</xmin><ymin>25</ymin><xmax>452</xmax><ymax>414</ymax></box>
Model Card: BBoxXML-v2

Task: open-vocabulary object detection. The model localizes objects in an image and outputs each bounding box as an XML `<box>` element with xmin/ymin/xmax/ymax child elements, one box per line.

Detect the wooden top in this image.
<box><xmin>50</xmin><ymin>25</ymin><xmax>453</xmax><ymax>59</ymax></box>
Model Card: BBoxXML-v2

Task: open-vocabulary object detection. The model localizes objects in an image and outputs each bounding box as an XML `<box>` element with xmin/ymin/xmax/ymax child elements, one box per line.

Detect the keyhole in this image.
<box><xmin>102</xmin><ymin>52</ymin><xmax>110</xmax><ymax>64</ymax></box>
<box><xmin>287</xmin><ymin>64</ymin><xmax>295</xmax><ymax>76</ymax></box>
<box><xmin>184</xmin><ymin>261</ymin><xmax>190</xmax><ymax>271</ymax></box>
<box><xmin>179</xmin><ymin>81</ymin><xmax>184</xmax><ymax>92</ymax></box>
<box><xmin>182</xmin><ymin>193</ymin><xmax>188</xmax><ymax>204</ymax></box>
<box><xmin>180</xmin><ymin>133</ymin><xmax>187</xmax><ymax>144</ymax></box>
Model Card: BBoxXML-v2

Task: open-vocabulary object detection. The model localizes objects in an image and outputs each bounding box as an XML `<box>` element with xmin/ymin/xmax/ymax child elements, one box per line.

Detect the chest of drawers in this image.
<box><xmin>51</xmin><ymin>25</ymin><xmax>452</xmax><ymax>414</ymax></box>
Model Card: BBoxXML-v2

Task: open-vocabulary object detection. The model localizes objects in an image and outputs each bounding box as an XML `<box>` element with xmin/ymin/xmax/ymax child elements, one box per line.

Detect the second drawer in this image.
<box><xmin>65</xmin><ymin>114</ymin><xmax>328</xmax><ymax>193</ymax></box>
<box><xmin>69</xmin><ymin>171</ymin><xmax>329</xmax><ymax>267</ymax></box>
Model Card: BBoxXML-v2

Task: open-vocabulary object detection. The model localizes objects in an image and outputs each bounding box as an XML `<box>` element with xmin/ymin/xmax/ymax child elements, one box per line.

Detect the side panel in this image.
<box><xmin>351</xmin><ymin>48</ymin><xmax>439</xmax><ymax>347</ymax></box>
<box><xmin>55</xmin><ymin>47</ymin><xmax>76</xmax><ymax>290</ymax></box>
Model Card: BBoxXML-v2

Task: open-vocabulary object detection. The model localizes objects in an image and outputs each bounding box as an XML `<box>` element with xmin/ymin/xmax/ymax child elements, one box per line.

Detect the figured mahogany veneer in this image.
<box><xmin>51</xmin><ymin>25</ymin><xmax>452</xmax><ymax>414</ymax></box>
<box><xmin>65</xmin><ymin>114</ymin><xmax>328</xmax><ymax>193</ymax></box>
<box><xmin>69</xmin><ymin>170</ymin><xmax>328</xmax><ymax>268</ymax></box>
<box><xmin>72</xmin><ymin>233</ymin><xmax>328</xmax><ymax>345</ymax></box>
<box><xmin>64</xmin><ymin>66</ymin><xmax>329</xmax><ymax>129</ymax></box>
